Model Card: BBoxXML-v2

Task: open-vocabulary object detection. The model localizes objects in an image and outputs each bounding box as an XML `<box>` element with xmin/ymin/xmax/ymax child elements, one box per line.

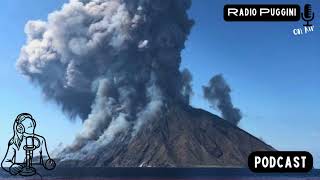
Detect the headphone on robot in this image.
<box><xmin>15</xmin><ymin>113</ymin><xmax>36</xmax><ymax>134</ymax></box>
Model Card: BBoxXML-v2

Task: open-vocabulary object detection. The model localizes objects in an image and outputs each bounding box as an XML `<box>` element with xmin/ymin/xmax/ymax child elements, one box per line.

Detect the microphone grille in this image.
<box><xmin>26</xmin><ymin>136</ymin><xmax>34</xmax><ymax>147</ymax></box>
<box><xmin>304</xmin><ymin>4</ymin><xmax>312</xmax><ymax>18</ymax></box>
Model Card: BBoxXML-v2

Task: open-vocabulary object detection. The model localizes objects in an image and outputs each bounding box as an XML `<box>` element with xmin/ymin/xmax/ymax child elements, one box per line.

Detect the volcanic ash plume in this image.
<box><xmin>203</xmin><ymin>74</ymin><xmax>242</xmax><ymax>125</ymax></box>
<box><xmin>17</xmin><ymin>0</ymin><xmax>193</xmax><ymax>159</ymax></box>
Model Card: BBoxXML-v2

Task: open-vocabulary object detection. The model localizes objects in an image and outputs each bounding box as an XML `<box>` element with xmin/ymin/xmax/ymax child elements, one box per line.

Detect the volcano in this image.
<box><xmin>17</xmin><ymin>0</ymin><xmax>273</xmax><ymax>168</ymax></box>
<box><xmin>58</xmin><ymin>104</ymin><xmax>274</xmax><ymax>167</ymax></box>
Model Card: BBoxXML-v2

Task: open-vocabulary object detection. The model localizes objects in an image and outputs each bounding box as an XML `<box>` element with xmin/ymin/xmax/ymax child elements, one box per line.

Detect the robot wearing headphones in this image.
<box><xmin>1</xmin><ymin>113</ymin><xmax>56</xmax><ymax>176</ymax></box>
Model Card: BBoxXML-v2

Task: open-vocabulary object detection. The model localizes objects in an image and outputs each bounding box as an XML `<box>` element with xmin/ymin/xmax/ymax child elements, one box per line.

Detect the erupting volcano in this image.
<box><xmin>17</xmin><ymin>0</ymin><xmax>273</xmax><ymax>167</ymax></box>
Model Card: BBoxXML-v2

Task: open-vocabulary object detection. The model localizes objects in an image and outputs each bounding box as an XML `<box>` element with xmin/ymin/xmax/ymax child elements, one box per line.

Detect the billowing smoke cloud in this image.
<box><xmin>17</xmin><ymin>0</ymin><xmax>193</xmax><ymax>159</ymax></box>
<box><xmin>203</xmin><ymin>74</ymin><xmax>242</xmax><ymax>125</ymax></box>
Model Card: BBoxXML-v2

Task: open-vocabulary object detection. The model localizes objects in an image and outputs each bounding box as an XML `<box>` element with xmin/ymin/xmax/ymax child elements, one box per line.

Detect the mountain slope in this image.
<box><xmin>59</xmin><ymin>104</ymin><xmax>274</xmax><ymax>167</ymax></box>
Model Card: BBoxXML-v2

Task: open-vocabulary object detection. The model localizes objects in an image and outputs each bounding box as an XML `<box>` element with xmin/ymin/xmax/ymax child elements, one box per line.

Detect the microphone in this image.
<box><xmin>301</xmin><ymin>4</ymin><xmax>314</xmax><ymax>27</ymax></box>
<box><xmin>21</xmin><ymin>136</ymin><xmax>37</xmax><ymax>176</ymax></box>
<box><xmin>25</xmin><ymin>136</ymin><xmax>34</xmax><ymax>167</ymax></box>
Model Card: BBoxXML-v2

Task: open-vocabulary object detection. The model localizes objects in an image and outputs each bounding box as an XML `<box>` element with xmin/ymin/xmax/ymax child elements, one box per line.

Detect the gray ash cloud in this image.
<box><xmin>203</xmin><ymin>74</ymin><xmax>242</xmax><ymax>125</ymax></box>
<box><xmin>17</xmin><ymin>0</ymin><xmax>193</xmax><ymax>159</ymax></box>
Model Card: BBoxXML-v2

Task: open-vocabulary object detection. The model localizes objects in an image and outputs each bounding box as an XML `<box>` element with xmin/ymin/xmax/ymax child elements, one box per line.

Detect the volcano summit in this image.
<box><xmin>58</xmin><ymin>103</ymin><xmax>273</xmax><ymax>167</ymax></box>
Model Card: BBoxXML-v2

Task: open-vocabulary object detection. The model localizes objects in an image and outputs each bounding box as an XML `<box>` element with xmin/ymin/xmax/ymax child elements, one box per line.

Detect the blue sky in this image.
<box><xmin>0</xmin><ymin>0</ymin><xmax>319</xmax><ymax>167</ymax></box>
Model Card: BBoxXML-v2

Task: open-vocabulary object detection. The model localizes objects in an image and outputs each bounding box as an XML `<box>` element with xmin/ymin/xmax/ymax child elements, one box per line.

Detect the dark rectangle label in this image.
<box><xmin>248</xmin><ymin>151</ymin><xmax>313</xmax><ymax>173</ymax></box>
<box><xmin>224</xmin><ymin>4</ymin><xmax>301</xmax><ymax>21</ymax></box>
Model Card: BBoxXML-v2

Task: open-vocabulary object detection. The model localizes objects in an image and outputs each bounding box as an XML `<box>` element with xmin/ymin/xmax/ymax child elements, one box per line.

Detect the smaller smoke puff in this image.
<box><xmin>203</xmin><ymin>74</ymin><xmax>242</xmax><ymax>125</ymax></box>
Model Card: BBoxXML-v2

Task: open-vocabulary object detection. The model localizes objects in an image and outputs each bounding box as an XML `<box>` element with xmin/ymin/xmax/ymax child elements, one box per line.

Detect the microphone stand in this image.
<box><xmin>20</xmin><ymin>137</ymin><xmax>37</xmax><ymax>176</ymax></box>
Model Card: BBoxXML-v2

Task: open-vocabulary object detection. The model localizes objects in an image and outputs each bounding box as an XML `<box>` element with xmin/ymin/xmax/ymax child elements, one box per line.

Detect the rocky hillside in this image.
<box><xmin>59</xmin><ymin>104</ymin><xmax>274</xmax><ymax>167</ymax></box>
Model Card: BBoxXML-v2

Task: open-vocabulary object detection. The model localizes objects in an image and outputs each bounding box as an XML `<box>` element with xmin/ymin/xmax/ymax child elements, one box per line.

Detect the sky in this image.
<box><xmin>0</xmin><ymin>0</ymin><xmax>319</xmax><ymax>167</ymax></box>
